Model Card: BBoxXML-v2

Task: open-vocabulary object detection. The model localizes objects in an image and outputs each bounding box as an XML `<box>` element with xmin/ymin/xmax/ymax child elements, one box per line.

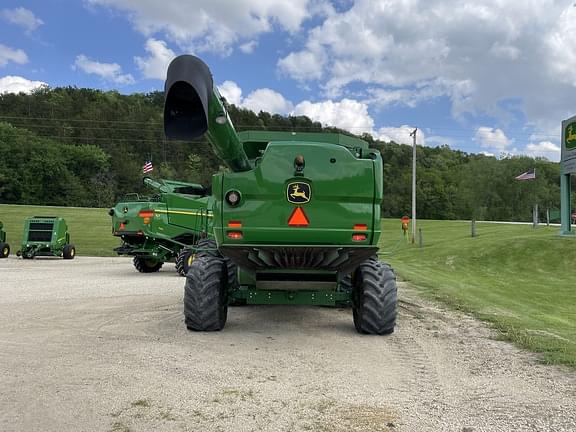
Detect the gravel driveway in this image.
<box><xmin>0</xmin><ymin>256</ymin><xmax>574</xmax><ymax>432</ymax></box>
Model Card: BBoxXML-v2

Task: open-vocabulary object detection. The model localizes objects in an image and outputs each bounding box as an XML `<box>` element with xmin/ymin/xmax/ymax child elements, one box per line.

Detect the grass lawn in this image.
<box><xmin>379</xmin><ymin>219</ymin><xmax>576</xmax><ymax>367</ymax></box>
<box><xmin>0</xmin><ymin>204</ymin><xmax>119</xmax><ymax>256</ymax></box>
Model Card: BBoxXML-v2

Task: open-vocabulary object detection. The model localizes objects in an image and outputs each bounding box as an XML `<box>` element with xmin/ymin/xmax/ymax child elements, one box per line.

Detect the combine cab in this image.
<box><xmin>0</xmin><ymin>221</ymin><xmax>9</xmax><ymax>258</ymax></box>
<box><xmin>110</xmin><ymin>177</ymin><xmax>213</xmax><ymax>275</ymax></box>
<box><xmin>17</xmin><ymin>216</ymin><xmax>75</xmax><ymax>259</ymax></box>
<box><xmin>164</xmin><ymin>55</ymin><xmax>398</xmax><ymax>334</ymax></box>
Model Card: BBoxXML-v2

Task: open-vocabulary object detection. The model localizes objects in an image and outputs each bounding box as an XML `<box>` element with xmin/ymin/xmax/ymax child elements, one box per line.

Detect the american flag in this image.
<box><xmin>142</xmin><ymin>160</ymin><xmax>154</xmax><ymax>174</ymax></box>
<box><xmin>515</xmin><ymin>168</ymin><xmax>535</xmax><ymax>181</ymax></box>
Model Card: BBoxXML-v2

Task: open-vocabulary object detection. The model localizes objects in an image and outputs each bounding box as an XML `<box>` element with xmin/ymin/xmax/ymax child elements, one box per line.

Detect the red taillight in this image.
<box><xmin>352</xmin><ymin>233</ymin><xmax>367</xmax><ymax>241</ymax></box>
<box><xmin>228</xmin><ymin>221</ymin><xmax>242</xmax><ymax>228</ymax></box>
<box><xmin>227</xmin><ymin>231</ymin><xmax>243</xmax><ymax>239</ymax></box>
<box><xmin>119</xmin><ymin>222</ymin><xmax>126</xmax><ymax>230</ymax></box>
<box><xmin>353</xmin><ymin>224</ymin><xmax>368</xmax><ymax>231</ymax></box>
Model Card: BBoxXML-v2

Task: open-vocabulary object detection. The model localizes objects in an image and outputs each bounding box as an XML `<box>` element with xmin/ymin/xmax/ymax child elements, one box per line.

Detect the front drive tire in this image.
<box><xmin>352</xmin><ymin>259</ymin><xmax>397</xmax><ymax>335</ymax></box>
<box><xmin>0</xmin><ymin>242</ymin><xmax>9</xmax><ymax>258</ymax></box>
<box><xmin>63</xmin><ymin>244</ymin><xmax>76</xmax><ymax>260</ymax></box>
<box><xmin>184</xmin><ymin>256</ymin><xmax>228</xmax><ymax>331</ymax></box>
<box><xmin>133</xmin><ymin>256</ymin><xmax>163</xmax><ymax>273</ymax></box>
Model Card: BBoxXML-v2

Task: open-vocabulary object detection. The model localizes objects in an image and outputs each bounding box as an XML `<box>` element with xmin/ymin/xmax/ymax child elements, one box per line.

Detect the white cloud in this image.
<box><xmin>218</xmin><ymin>81</ymin><xmax>243</xmax><ymax>106</ymax></box>
<box><xmin>474</xmin><ymin>127</ymin><xmax>511</xmax><ymax>151</ymax></box>
<box><xmin>277</xmin><ymin>0</ymin><xmax>576</xmax><ymax>130</ymax></box>
<box><xmin>278</xmin><ymin>50</ymin><xmax>325</xmax><ymax>81</ymax></box>
<box><xmin>87</xmin><ymin>0</ymin><xmax>313</xmax><ymax>55</ymax></box>
<box><xmin>0</xmin><ymin>43</ymin><xmax>28</xmax><ymax>67</ymax></box>
<box><xmin>525</xmin><ymin>141</ymin><xmax>561</xmax><ymax>161</ymax></box>
<box><xmin>134</xmin><ymin>39</ymin><xmax>176</xmax><ymax>80</ymax></box>
<box><xmin>0</xmin><ymin>76</ymin><xmax>46</xmax><ymax>94</ymax></box>
<box><xmin>239</xmin><ymin>41</ymin><xmax>258</xmax><ymax>54</ymax></box>
<box><xmin>376</xmin><ymin>126</ymin><xmax>424</xmax><ymax>146</ymax></box>
<box><xmin>243</xmin><ymin>88</ymin><xmax>293</xmax><ymax>114</ymax></box>
<box><xmin>217</xmin><ymin>80</ymin><xmax>293</xmax><ymax>114</ymax></box>
<box><xmin>73</xmin><ymin>54</ymin><xmax>135</xmax><ymax>85</ymax></box>
<box><xmin>293</xmin><ymin>99</ymin><xmax>374</xmax><ymax>134</ymax></box>
<box><xmin>480</xmin><ymin>151</ymin><xmax>495</xmax><ymax>157</ymax></box>
<box><xmin>1</xmin><ymin>7</ymin><xmax>43</xmax><ymax>33</ymax></box>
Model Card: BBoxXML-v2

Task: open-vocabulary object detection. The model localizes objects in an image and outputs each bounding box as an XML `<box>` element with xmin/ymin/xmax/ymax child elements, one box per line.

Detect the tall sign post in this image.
<box><xmin>560</xmin><ymin>116</ymin><xmax>576</xmax><ymax>236</ymax></box>
<box><xmin>410</xmin><ymin>128</ymin><xmax>417</xmax><ymax>243</ymax></box>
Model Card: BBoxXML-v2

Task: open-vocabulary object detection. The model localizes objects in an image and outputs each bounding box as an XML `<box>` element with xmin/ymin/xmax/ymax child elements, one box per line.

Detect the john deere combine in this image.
<box><xmin>0</xmin><ymin>221</ymin><xmax>9</xmax><ymax>258</ymax></box>
<box><xmin>164</xmin><ymin>55</ymin><xmax>397</xmax><ymax>334</ymax></box>
<box><xmin>16</xmin><ymin>216</ymin><xmax>75</xmax><ymax>259</ymax></box>
<box><xmin>110</xmin><ymin>176</ymin><xmax>213</xmax><ymax>275</ymax></box>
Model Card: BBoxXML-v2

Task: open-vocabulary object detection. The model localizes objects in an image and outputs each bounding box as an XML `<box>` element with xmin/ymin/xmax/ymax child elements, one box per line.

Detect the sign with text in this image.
<box><xmin>561</xmin><ymin>115</ymin><xmax>576</xmax><ymax>174</ymax></box>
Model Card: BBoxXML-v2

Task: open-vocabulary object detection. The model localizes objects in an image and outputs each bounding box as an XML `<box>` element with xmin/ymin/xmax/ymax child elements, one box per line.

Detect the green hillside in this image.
<box><xmin>0</xmin><ymin>204</ymin><xmax>118</xmax><ymax>256</ymax></box>
<box><xmin>381</xmin><ymin>220</ymin><xmax>576</xmax><ymax>367</ymax></box>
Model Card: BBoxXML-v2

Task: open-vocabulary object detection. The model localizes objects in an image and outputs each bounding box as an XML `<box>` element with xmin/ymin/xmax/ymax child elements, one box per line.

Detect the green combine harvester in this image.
<box><xmin>0</xmin><ymin>221</ymin><xmax>10</xmax><ymax>258</ymax></box>
<box><xmin>16</xmin><ymin>216</ymin><xmax>75</xmax><ymax>259</ymax></box>
<box><xmin>110</xmin><ymin>176</ymin><xmax>213</xmax><ymax>275</ymax></box>
<box><xmin>164</xmin><ymin>55</ymin><xmax>397</xmax><ymax>334</ymax></box>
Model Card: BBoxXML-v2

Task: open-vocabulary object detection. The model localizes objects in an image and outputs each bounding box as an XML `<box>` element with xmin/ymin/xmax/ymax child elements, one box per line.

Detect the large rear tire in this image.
<box><xmin>175</xmin><ymin>248</ymin><xmax>196</xmax><ymax>276</ymax></box>
<box><xmin>196</xmin><ymin>238</ymin><xmax>239</xmax><ymax>293</ymax></box>
<box><xmin>352</xmin><ymin>258</ymin><xmax>397</xmax><ymax>335</ymax></box>
<box><xmin>184</xmin><ymin>256</ymin><xmax>228</xmax><ymax>331</ymax></box>
<box><xmin>0</xmin><ymin>242</ymin><xmax>9</xmax><ymax>258</ymax></box>
<box><xmin>133</xmin><ymin>256</ymin><xmax>163</xmax><ymax>273</ymax></box>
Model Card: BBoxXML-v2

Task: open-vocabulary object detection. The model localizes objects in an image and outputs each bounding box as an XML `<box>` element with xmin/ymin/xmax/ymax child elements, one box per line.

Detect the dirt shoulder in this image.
<box><xmin>0</xmin><ymin>257</ymin><xmax>574</xmax><ymax>431</ymax></box>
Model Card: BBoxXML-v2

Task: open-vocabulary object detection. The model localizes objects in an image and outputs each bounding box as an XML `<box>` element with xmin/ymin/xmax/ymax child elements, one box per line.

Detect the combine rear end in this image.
<box><xmin>0</xmin><ymin>221</ymin><xmax>9</xmax><ymax>258</ymax></box>
<box><xmin>110</xmin><ymin>177</ymin><xmax>213</xmax><ymax>275</ymax></box>
<box><xmin>17</xmin><ymin>216</ymin><xmax>75</xmax><ymax>259</ymax></box>
<box><xmin>164</xmin><ymin>55</ymin><xmax>397</xmax><ymax>334</ymax></box>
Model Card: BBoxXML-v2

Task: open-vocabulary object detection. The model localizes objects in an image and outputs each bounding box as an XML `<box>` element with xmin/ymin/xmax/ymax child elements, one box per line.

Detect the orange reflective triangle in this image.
<box><xmin>288</xmin><ymin>206</ymin><xmax>309</xmax><ymax>226</ymax></box>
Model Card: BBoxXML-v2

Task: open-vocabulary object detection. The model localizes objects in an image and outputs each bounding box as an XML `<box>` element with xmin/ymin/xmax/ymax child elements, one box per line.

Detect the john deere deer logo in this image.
<box><xmin>566</xmin><ymin>123</ymin><xmax>576</xmax><ymax>150</ymax></box>
<box><xmin>287</xmin><ymin>182</ymin><xmax>311</xmax><ymax>204</ymax></box>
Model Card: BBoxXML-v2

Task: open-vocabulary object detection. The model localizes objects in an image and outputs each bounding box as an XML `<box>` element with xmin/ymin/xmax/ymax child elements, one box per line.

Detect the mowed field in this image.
<box><xmin>0</xmin><ymin>204</ymin><xmax>119</xmax><ymax>256</ymax></box>
<box><xmin>380</xmin><ymin>220</ymin><xmax>576</xmax><ymax>367</ymax></box>
<box><xmin>2</xmin><ymin>203</ymin><xmax>575</xmax><ymax>366</ymax></box>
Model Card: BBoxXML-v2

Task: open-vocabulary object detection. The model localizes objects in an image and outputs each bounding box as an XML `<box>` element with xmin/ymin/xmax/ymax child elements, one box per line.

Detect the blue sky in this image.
<box><xmin>1</xmin><ymin>0</ymin><xmax>576</xmax><ymax>161</ymax></box>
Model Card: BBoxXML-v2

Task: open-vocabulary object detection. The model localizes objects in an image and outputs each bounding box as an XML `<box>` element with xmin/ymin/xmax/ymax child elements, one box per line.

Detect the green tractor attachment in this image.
<box><xmin>110</xmin><ymin>176</ymin><xmax>214</xmax><ymax>275</ymax></box>
<box><xmin>16</xmin><ymin>216</ymin><xmax>75</xmax><ymax>259</ymax></box>
<box><xmin>164</xmin><ymin>55</ymin><xmax>398</xmax><ymax>334</ymax></box>
<box><xmin>0</xmin><ymin>221</ymin><xmax>10</xmax><ymax>258</ymax></box>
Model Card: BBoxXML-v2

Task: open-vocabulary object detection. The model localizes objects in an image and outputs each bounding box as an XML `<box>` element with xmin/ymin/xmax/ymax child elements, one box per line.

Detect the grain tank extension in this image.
<box><xmin>165</xmin><ymin>55</ymin><xmax>397</xmax><ymax>334</ymax></box>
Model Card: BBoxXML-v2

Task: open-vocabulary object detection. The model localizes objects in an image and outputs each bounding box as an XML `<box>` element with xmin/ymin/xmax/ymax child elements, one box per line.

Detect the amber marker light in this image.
<box><xmin>138</xmin><ymin>209</ymin><xmax>154</xmax><ymax>224</ymax></box>
<box><xmin>228</xmin><ymin>221</ymin><xmax>242</xmax><ymax>228</ymax></box>
<box><xmin>353</xmin><ymin>224</ymin><xmax>368</xmax><ymax>231</ymax></box>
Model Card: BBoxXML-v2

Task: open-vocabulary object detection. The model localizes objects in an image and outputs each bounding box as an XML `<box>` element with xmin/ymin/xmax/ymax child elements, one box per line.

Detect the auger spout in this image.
<box><xmin>163</xmin><ymin>55</ymin><xmax>251</xmax><ymax>172</ymax></box>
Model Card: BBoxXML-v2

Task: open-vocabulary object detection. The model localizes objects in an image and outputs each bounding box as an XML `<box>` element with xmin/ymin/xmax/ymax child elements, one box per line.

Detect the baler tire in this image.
<box><xmin>0</xmin><ymin>242</ymin><xmax>9</xmax><ymax>258</ymax></box>
<box><xmin>63</xmin><ymin>244</ymin><xmax>76</xmax><ymax>260</ymax></box>
<box><xmin>133</xmin><ymin>256</ymin><xmax>163</xmax><ymax>273</ymax></box>
<box><xmin>184</xmin><ymin>256</ymin><xmax>228</xmax><ymax>331</ymax></box>
<box><xmin>352</xmin><ymin>259</ymin><xmax>397</xmax><ymax>335</ymax></box>
<box><xmin>175</xmin><ymin>248</ymin><xmax>196</xmax><ymax>276</ymax></box>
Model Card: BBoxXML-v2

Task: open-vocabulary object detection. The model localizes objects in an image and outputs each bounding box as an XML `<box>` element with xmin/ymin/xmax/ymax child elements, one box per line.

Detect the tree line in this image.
<box><xmin>0</xmin><ymin>86</ymin><xmax>570</xmax><ymax>221</ymax></box>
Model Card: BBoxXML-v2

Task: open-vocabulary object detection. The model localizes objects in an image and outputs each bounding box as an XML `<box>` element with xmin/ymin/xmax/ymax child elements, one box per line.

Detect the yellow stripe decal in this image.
<box><xmin>154</xmin><ymin>209</ymin><xmax>214</xmax><ymax>218</ymax></box>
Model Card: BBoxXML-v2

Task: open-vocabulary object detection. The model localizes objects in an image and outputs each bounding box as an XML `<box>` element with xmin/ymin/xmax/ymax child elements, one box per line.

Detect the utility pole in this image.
<box><xmin>410</xmin><ymin>128</ymin><xmax>417</xmax><ymax>243</ymax></box>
